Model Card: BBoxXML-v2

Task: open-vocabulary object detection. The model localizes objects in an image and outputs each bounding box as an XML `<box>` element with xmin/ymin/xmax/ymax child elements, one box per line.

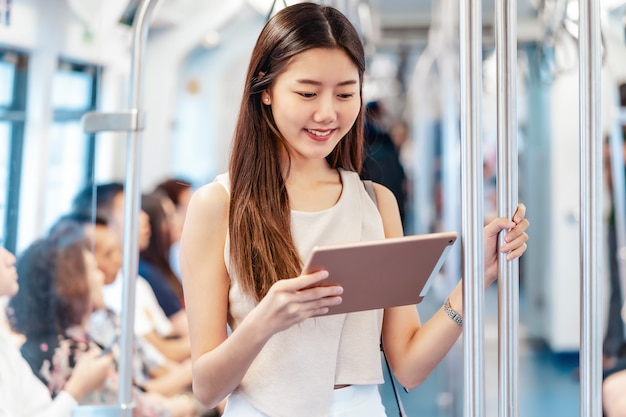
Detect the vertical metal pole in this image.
<box><xmin>495</xmin><ymin>0</ymin><xmax>519</xmax><ymax>416</ymax></box>
<box><xmin>460</xmin><ymin>0</ymin><xmax>485</xmax><ymax>416</ymax></box>
<box><xmin>439</xmin><ymin>0</ymin><xmax>463</xmax><ymax>413</ymax></box>
<box><xmin>578</xmin><ymin>0</ymin><xmax>603</xmax><ymax>416</ymax></box>
<box><xmin>118</xmin><ymin>1</ymin><xmax>160</xmax><ymax>415</ymax></box>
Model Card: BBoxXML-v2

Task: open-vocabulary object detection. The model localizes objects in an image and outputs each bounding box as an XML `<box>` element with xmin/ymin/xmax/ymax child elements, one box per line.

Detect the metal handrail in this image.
<box><xmin>578</xmin><ymin>0</ymin><xmax>603</xmax><ymax>416</ymax></box>
<box><xmin>78</xmin><ymin>0</ymin><xmax>162</xmax><ymax>415</ymax></box>
<box><xmin>495</xmin><ymin>0</ymin><xmax>520</xmax><ymax>416</ymax></box>
<box><xmin>459</xmin><ymin>0</ymin><xmax>486</xmax><ymax>416</ymax></box>
<box><xmin>117</xmin><ymin>1</ymin><xmax>162</xmax><ymax>414</ymax></box>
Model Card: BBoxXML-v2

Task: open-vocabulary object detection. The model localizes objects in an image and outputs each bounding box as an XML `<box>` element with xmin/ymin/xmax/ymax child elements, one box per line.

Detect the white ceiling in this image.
<box><xmin>143</xmin><ymin>0</ymin><xmax>625</xmax><ymax>50</ymax></box>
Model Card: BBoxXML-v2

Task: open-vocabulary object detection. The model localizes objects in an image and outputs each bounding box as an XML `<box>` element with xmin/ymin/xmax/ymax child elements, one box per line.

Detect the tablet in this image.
<box><xmin>301</xmin><ymin>232</ymin><xmax>457</xmax><ymax>315</ymax></box>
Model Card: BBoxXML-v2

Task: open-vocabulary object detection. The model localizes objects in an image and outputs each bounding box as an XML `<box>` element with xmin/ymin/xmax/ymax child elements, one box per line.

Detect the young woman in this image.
<box><xmin>72</xmin><ymin>183</ymin><xmax>191</xmax><ymax>359</ymax></box>
<box><xmin>140</xmin><ymin>192</ymin><xmax>187</xmax><ymax>323</ymax></box>
<box><xmin>154</xmin><ymin>178</ymin><xmax>193</xmax><ymax>278</ymax></box>
<box><xmin>180</xmin><ymin>3</ymin><xmax>529</xmax><ymax>417</ymax></box>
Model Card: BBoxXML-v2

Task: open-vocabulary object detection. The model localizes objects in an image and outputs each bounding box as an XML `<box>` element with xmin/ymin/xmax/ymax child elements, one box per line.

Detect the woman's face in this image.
<box><xmin>0</xmin><ymin>247</ymin><xmax>18</xmax><ymax>297</ymax></box>
<box><xmin>88</xmin><ymin>224</ymin><xmax>123</xmax><ymax>285</ymax></box>
<box><xmin>84</xmin><ymin>250</ymin><xmax>106</xmax><ymax>311</ymax></box>
<box><xmin>110</xmin><ymin>192</ymin><xmax>151</xmax><ymax>251</ymax></box>
<box><xmin>160</xmin><ymin>195</ymin><xmax>179</xmax><ymax>245</ymax></box>
<box><xmin>262</xmin><ymin>47</ymin><xmax>361</xmax><ymax>165</ymax></box>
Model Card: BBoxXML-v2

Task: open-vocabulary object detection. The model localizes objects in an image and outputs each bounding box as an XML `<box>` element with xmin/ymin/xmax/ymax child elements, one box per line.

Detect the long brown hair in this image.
<box><xmin>9</xmin><ymin>223</ymin><xmax>91</xmax><ymax>339</ymax></box>
<box><xmin>229</xmin><ymin>3</ymin><xmax>366</xmax><ymax>301</ymax></box>
<box><xmin>140</xmin><ymin>192</ymin><xmax>184</xmax><ymax>300</ymax></box>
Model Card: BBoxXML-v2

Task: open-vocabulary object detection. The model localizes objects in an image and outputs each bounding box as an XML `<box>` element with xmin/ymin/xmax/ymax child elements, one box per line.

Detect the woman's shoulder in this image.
<box><xmin>370</xmin><ymin>181</ymin><xmax>396</xmax><ymax>202</ymax></box>
<box><xmin>189</xmin><ymin>179</ymin><xmax>230</xmax><ymax>215</ymax></box>
<box><xmin>183</xmin><ymin>177</ymin><xmax>230</xmax><ymax>240</ymax></box>
<box><xmin>213</xmin><ymin>172</ymin><xmax>231</xmax><ymax>193</ymax></box>
<box><xmin>339</xmin><ymin>168</ymin><xmax>395</xmax><ymax>201</ymax></box>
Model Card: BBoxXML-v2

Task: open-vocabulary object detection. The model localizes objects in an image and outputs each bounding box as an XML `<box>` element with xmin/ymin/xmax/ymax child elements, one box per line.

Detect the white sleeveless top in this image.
<box><xmin>215</xmin><ymin>168</ymin><xmax>386</xmax><ymax>417</ymax></box>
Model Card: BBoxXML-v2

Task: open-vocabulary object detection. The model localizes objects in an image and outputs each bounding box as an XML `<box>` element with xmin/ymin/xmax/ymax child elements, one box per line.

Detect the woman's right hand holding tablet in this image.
<box><xmin>250</xmin><ymin>270</ymin><xmax>343</xmax><ymax>335</ymax></box>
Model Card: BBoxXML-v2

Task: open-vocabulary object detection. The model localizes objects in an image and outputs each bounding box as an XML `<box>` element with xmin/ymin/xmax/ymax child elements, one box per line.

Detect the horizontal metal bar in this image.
<box><xmin>81</xmin><ymin>109</ymin><xmax>145</xmax><ymax>133</ymax></box>
<box><xmin>53</xmin><ymin>109</ymin><xmax>91</xmax><ymax>122</ymax></box>
<box><xmin>0</xmin><ymin>109</ymin><xmax>26</xmax><ymax>122</ymax></box>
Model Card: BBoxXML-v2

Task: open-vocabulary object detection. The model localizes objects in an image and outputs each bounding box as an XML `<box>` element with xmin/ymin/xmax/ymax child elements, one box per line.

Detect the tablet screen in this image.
<box><xmin>301</xmin><ymin>232</ymin><xmax>457</xmax><ymax>315</ymax></box>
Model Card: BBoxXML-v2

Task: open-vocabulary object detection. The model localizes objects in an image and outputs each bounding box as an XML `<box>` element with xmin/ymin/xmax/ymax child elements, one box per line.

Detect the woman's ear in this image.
<box><xmin>262</xmin><ymin>91</ymin><xmax>271</xmax><ymax>105</ymax></box>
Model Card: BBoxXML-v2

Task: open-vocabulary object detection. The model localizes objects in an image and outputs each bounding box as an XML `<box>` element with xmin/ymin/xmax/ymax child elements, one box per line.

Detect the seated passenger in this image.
<box><xmin>71</xmin><ymin>183</ymin><xmax>191</xmax><ymax>361</ymax></box>
<box><xmin>0</xmin><ymin>245</ymin><xmax>111</xmax><ymax>417</ymax></box>
<box><xmin>81</xmin><ymin>217</ymin><xmax>225</xmax><ymax>415</ymax></box>
<box><xmin>140</xmin><ymin>192</ymin><xmax>188</xmax><ymax>334</ymax></box>
<box><xmin>153</xmin><ymin>178</ymin><xmax>193</xmax><ymax>279</ymax></box>
<box><xmin>7</xmin><ymin>226</ymin><xmax>198</xmax><ymax>417</ymax></box>
<box><xmin>76</xmin><ymin>215</ymin><xmax>195</xmax><ymax>393</ymax></box>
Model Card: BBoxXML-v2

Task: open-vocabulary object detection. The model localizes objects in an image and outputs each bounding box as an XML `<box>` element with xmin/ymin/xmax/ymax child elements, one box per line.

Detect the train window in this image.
<box><xmin>52</xmin><ymin>64</ymin><xmax>95</xmax><ymax>110</ymax></box>
<box><xmin>41</xmin><ymin>59</ymin><xmax>99</xmax><ymax>233</ymax></box>
<box><xmin>0</xmin><ymin>60</ymin><xmax>13</xmax><ymax>106</ymax></box>
<box><xmin>0</xmin><ymin>49</ymin><xmax>27</xmax><ymax>251</ymax></box>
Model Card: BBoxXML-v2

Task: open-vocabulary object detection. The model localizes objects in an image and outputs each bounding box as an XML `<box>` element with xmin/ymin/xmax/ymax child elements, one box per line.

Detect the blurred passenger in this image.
<box><xmin>51</xmin><ymin>213</ymin><xmax>199</xmax><ymax>400</ymax></box>
<box><xmin>389</xmin><ymin>119</ymin><xmax>408</xmax><ymax>152</ymax></box>
<box><xmin>603</xmin><ymin>138</ymin><xmax>625</xmax><ymax>369</ymax></box>
<box><xmin>361</xmin><ymin>100</ymin><xmax>408</xmax><ymax>224</ymax></box>
<box><xmin>389</xmin><ymin>119</ymin><xmax>412</xmax><ymax>172</ymax></box>
<box><xmin>601</xmin><ymin>83</ymin><xmax>626</xmax><ymax>417</ymax></box>
<box><xmin>0</xmin><ymin>245</ymin><xmax>110</xmax><ymax>417</ymax></box>
<box><xmin>6</xmin><ymin>228</ymin><xmax>198</xmax><ymax>416</ymax></box>
<box><xmin>140</xmin><ymin>192</ymin><xmax>188</xmax><ymax>335</ymax></box>
<box><xmin>72</xmin><ymin>183</ymin><xmax>191</xmax><ymax>361</ymax></box>
<box><xmin>603</xmin><ymin>84</ymin><xmax>626</xmax><ymax>369</ymax></box>
<box><xmin>154</xmin><ymin>178</ymin><xmax>192</xmax><ymax>278</ymax></box>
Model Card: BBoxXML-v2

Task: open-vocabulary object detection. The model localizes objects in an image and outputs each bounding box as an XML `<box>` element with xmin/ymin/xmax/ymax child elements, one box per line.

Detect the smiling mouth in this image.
<box><xmin>305</xmin><ymin>128</ymin><xmax>335</xmax><ymax>139</ymax></box>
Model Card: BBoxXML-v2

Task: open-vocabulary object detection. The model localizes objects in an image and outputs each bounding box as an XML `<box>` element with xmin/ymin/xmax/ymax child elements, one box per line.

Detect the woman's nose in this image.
<box><xmin>0</xmin><ymin>247</ymin><xmax>15</xmax><ymax>266</ymax></box>
<box><xmin>313</xmin><ymin>95</ymin><xmax>337</xmax><ymax>123</ymax></box>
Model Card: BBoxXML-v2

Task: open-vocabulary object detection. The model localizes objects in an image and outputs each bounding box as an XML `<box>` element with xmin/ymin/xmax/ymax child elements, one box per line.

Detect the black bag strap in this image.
<box><xmin>361</xmin><ymin>180</ymin><xmax>408</xmax><ymax>417</ymax></box>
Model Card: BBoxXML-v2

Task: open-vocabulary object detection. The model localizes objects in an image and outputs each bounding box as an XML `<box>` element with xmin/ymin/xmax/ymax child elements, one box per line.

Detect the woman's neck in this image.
<box><xmin>280</xmin><ymin>154</ymin><xmax>334</xmax><ymax>183</ymax></box>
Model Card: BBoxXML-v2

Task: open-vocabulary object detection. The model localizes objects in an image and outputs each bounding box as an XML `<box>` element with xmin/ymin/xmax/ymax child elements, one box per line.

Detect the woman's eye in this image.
<box><xmin>297</xmin><ymin>92</ymin><xmax>316</xmax><ymax>98</ymax></box>
<box><xmin>338</xmin><ymin>93</ymin><xmax>355</xmax><ymax>99</ymax></box>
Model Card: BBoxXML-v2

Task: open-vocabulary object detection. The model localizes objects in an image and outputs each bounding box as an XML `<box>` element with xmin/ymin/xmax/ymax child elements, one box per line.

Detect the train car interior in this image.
<box><xmin>1</xmin><ymin>0</ymin><xmax>626</xmax><ymax>415</ymax></box>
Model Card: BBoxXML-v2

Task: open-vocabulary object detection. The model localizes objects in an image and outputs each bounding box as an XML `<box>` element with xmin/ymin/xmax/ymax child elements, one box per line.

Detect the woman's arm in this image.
<box><xmin>167</xmin><ymin>310</ymin><xmax>189</xmax><ymax>338</ymax></box>
<box><xmin>180</xmin><ymin>183</ymin><xmax>344</xmax><ymax>408</ymax></box>
<box><xmin>603</xmin><ymin>369</ymin><xmax>626</xmax><ymax>417</ymax></box>
<box><xmin>143</xmin><ymin>330</ymin><xmax>191</xmax><ymax>363</ymax></box>
<box><xmin>376</xmin><ymin>183</ymin><xmax>529</xmax><ymax>389</ymax></box>
<box><xmin>143</xmin><ymin>359</ymin><xmax>192</xmax><ymax>397</ymax></box>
